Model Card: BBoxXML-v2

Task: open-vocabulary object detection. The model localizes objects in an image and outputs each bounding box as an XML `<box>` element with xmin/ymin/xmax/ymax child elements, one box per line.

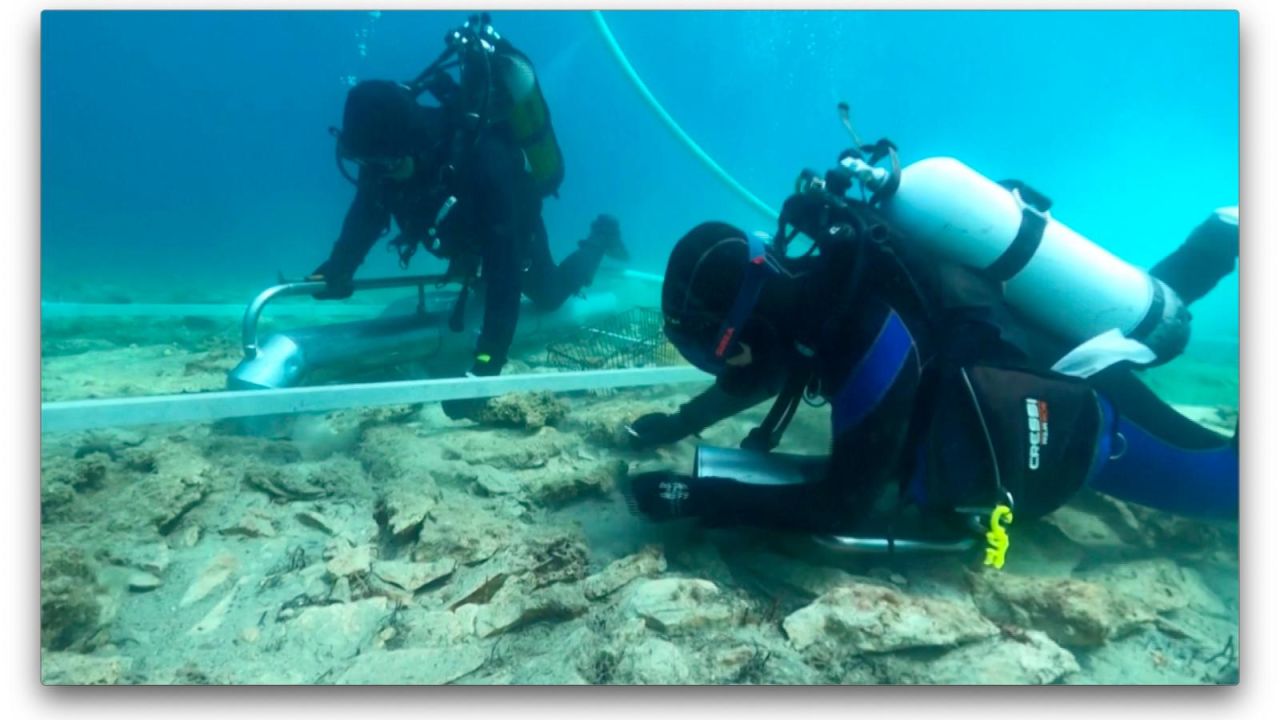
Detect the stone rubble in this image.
<box><xmin>39</xmin><ymin>344</ymin><xmax>1240</xmax><ymax>685</ymax></box>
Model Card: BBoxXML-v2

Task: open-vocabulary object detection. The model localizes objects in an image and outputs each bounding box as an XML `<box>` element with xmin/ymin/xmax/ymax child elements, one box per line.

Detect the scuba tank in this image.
<box><xmin>408</xmin><ymin>13</ymin><xmax>565</xmax><ymax>198</ymax></box>
<box><xmin>880</xmin><ymin>156</ymin><xmax>1191</xmax><ymax>362</ymax></box>
<box><xmin>341</xmin><ymin>14</ymin><xmax>566</xmax><ymax>331</ymax></box>
<box><xmin>491</xmin><ymin>46</ymin><xmax>565</xmax><ymax>197</ymax></box>
<box><xmin>795</xmin><ymin>104</ymin><xmax>1198</xmax><ymax>364</ymax></box>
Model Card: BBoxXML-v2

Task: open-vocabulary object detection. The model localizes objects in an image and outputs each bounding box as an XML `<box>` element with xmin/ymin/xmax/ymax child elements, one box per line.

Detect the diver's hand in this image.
<box><xmin>739</xmin><ymin>426</ymin><xmax>777</xmax><ymax>453</ymax></box>
<box><xmin>307</xmin><ymin>262</ymin><xmax>355</xmax><ymax>301</ymax></box>
<box><xmin>625</xmin><ymin>412</ymin><xmax>689</xmax><ymax>449</ymax></box>
<box><xmin>583</xmin><ymin>214</ymin><xmax>629</xmax><ymax>262</ymax></box>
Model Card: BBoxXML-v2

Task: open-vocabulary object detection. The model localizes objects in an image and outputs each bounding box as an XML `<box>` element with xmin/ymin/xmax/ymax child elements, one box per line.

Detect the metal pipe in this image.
<box><xmin>241</xmin><ymin>274</ymin><xmax>449</xmax><ymax>357</ymax></box>
<box><xmin>812</xmin><ymin>534</ymin><xmax>977</xmax><ymax>554</ymax></box>
<box><xmin>229</xmin><ymin>282</ymin><xmax>624</xmax><ymax>390</ymax></box>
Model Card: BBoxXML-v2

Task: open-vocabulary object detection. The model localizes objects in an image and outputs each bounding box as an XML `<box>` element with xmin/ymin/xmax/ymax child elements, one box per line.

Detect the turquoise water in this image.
<box><xmin>40</xmin><ymin>10</ymin><xmax>1239</xmax><ymax>686</ymax></box>
<box><xmin>42</xmin><ymin>10</ymin><xmax>1238</xmax><ymax>334</ymax></box>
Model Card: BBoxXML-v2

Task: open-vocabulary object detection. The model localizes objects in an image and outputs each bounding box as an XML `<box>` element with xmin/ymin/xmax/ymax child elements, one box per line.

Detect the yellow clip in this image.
<box><xmin>983</xmin><ymin>505</ymin><xmax>1014</xmax><ymax>569</ymax></box>
<box><xmin>475</xmin><ymin>353</ymin><xmax>492</xmax><ymax>364</ymax></box>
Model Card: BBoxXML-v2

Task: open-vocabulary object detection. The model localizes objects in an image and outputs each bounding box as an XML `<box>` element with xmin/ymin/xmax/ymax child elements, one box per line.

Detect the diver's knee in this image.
<box><xmin>525</xmin><ymin>288</ymin><xmax>564</xmax><ymax>312</ymax></box>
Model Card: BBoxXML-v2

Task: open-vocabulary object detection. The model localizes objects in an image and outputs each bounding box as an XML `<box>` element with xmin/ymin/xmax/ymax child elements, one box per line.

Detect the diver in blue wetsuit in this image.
<box><xmin>623</xmin><ymin>156</ymin><xmax>1238</xmax><ymax>541</ymax></box>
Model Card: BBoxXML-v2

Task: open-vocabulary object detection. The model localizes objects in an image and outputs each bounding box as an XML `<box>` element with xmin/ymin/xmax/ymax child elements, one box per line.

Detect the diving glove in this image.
<box><xmin>307</xmin><ymin>261</ymin><xmax>355</xmax><ymax>301</ymax></box>
<box><xmin>582</xmin><ymin>214</ymin><xmax>629</xmax><ymax>262</ymax></box>
<box><xmin>625</xmin><ymin>412</ymin><xmax>691</xmax><ymax>449</ymax></box>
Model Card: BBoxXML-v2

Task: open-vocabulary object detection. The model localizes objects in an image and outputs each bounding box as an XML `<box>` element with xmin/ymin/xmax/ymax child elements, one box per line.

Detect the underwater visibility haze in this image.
<box><xmin>40</xmin><ymin>10</ymin><xmax>1239</xmax><ymax>685</ymax></box>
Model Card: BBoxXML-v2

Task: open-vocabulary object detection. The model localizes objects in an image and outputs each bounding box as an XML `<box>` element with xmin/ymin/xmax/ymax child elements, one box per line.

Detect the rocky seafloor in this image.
<box><xmin>39</xmin><ymin>315</ymin><xmax>1240</xmax><ymax>685</ymax></box>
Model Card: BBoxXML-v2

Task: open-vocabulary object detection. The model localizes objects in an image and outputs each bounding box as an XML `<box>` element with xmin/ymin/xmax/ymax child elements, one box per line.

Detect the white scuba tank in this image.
<box><xmin>878</xmin><ymin>157</ymin><xmax>1192</xmax><ymax>361</ymax></box>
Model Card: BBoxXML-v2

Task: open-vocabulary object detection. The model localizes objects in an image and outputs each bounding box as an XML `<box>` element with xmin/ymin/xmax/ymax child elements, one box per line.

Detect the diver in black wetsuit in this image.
<box><xmin>309</xmin><ymin>20</ymin><xmax>628</xmax><ymax>420</ymax></box>
<box><xmin>623</xmin><ymin>175</ymin><xmax>1238</xmax><ymax>543</ymax></box>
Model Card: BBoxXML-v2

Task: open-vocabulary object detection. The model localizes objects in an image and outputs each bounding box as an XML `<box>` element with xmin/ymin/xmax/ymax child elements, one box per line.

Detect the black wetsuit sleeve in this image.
<box><xmin>674</xmin><ymin>379</ymin><xmax>777</xmax><ymax>436</ymax></box>
<box><xmin>322</xmin><ymin>178</ymin><xmax>391</xmax><ymax>279</ymax></box>
<box><xmin>471</xmin><ymin>133</ymin><xmax>539</xmax><ymax>368</ymax></box>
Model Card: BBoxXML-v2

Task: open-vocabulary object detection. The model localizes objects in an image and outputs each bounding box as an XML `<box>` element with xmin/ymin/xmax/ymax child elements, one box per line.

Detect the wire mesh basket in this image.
<box><xmin>545</xmin><ymin>307</ymin><xmax>682</xmax><ymax>370</ymax></box>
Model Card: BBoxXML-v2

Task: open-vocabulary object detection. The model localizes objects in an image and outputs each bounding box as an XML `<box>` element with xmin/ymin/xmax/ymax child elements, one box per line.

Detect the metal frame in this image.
<box><xmin>240</xmin><ymin>274</ymin><xmax>449</xmax><ymax>358</ymax></box>
<box><xmin>812</xmin><ymin>534</ymin><xmax>977</xmax><ymax>554</ymax></box>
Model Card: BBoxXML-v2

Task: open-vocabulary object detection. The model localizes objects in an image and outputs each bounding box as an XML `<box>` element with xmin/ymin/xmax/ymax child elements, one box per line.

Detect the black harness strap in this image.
<box><xmin>985</xmin><ymin>182</ymin><xmax>1052</xmax><ymax>284</ymax></box>
<box><xmin>1129</xmin><ymin>277</ymin><xmax>1167</xmax><ymax>342</ymax></box>
<box><xmin>988</xmin><ymin>213</ymin><xmax>1043</xmax><ymax>286</ymax></box>
<box><xmin>742</xmin><ymin>369</ymin><xmax>810</xmax><ymax>452</ymax></box>
<box><xmin>985</xmin><ymin>205</ymin><xmax>1047</xmax><ymax>283</ymax></box>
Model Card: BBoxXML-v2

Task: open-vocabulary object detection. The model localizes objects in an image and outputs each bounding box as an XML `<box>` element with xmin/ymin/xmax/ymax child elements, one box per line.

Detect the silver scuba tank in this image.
<box><xmin>869</xmin><ymin>156</ymin><xmax>1201</xmax><ymax>362</ymax></box>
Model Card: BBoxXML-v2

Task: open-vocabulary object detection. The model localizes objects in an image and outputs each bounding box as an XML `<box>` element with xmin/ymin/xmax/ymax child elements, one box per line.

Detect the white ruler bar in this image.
<box><xmin>41</xmin><ymin>366</ymin><xmax>707</xmax><ymax>434</ymax></box>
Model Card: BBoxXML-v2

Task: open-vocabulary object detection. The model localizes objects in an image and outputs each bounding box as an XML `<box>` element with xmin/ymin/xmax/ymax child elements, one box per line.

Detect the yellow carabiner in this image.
<box><xmin>983</xmin><ymin>505</ymin><xmax>1014</xmax><ymax>569</ymax></box>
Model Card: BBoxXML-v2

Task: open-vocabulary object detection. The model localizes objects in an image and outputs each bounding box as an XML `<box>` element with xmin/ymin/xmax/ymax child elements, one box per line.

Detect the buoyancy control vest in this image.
<box><xmin>410</xmin><ymin>14</ymin><xmax>565</xmax><ymax>199</ymax></box>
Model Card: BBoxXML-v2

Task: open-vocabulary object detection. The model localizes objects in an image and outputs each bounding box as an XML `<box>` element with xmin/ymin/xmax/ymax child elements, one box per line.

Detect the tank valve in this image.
<box><xmin>840</xmin><ymin>155</ymin><xmax>891</xmax><ymax>191</ymax></box>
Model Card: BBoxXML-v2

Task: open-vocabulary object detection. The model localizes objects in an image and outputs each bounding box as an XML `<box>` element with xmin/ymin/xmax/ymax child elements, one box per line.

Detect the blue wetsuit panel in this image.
<box><xmin>1087</xmin><ymin>403</ymin><xmax>1238</xmax><ymax>520</ymax></box>
<box><xmin>831</xmin><ymin>310</ymin><xmax>916</xmax><ymax>437</ymax></box>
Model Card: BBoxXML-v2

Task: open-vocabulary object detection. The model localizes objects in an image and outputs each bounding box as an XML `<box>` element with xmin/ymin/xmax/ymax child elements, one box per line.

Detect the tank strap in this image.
<box><xmin>1129</xmin><ymin>276</ymin><xmax>1167</xmax><ymax>341</ymax></box>
<box><xmin>741</xmin><ymin>369</ymin><xmax>810</xmax><ymax>452</ymax></box>
<box><xmin>984</xmin><ymin>188</ymin><xmax>1048</xmax><ymax>283</ymax></box>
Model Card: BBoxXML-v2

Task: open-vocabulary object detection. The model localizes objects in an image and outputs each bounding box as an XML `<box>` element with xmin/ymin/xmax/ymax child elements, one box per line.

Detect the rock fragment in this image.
<box><xmin>969</xmin><ymin>570</ymin><xmax>1154</xmax><ymax>647</ymax></box>
<box><xmin>371</xmin><ymin>559</ymin><xmax>456</xmax><ymax>593</ymax></box>
<box><xmin>1078</xmin><ymin>559</ymin><xmax>1227</xmax><ymax>617</ymax></box>
<box><xmin>472</xmin><ymin>581</ymin><xmax>588</xmax><ymax>639</ymax></box>
<box><xmin>41</xmin><ymin>653</ymin><xmax>134</xmax><ymax>685</ymax></box>
<box><xmin>220</xmin><ymin>508</ymin><xmax>277</xmax><ymax>538</ymax></box>
<box><xmin>41</xmin><ymin>546</ymin><xmax>107</xmax><ymax>651</ymax></box>
<box><xmin>334</xmin><ymin>646</ymin><xmax>487</xmax><ymax>685</ymax></box>
<box><xmin>782</xmin><ymin>582</ymin><xmax>998</xmax><ymax>654</ymax></box>
<box><xmin>188</xmin><ymin>579</ymin><xmax>248</xmax><ymax>636</ymax></box>
<box><xmin>273</xmin><ymin>597</ymin><xmax>391</xmax><ymax>666</ymax></box>
<box><xmin>879</xmin><ymin>629</ymin><xmax>1080</xmax><ymax>684</ymax></box>
<box><xmin>126</xmin><ymin>571</ymin><xmax>162</xmax><ymax>592</ymax></box>
<box><xmin>179</xmin><ymin>553</ymin><xmax>238</xmax><ymax>607</ymax></box>
<box><xmin>323</xmin><ymin>539</ymin><xmax>373</xmax><ymax>579</ymax></box>
<box><xmin>294</xmin><ymin>510</ymin><xmax>339</xmax><ymax>535</ymax></box>
<box><xmin>381</xmin><ymin>480</ymin><xmax>440</xmax><ymax>538</ymax></box>
<box><xmin>623</xmin><ymin>578</ymin><xmax>744</xmax><ymax>637</ymax></box>
<box><xmin>614</xmin><ymin>636</ymin><xmax>694</xmax><ymax>684</ymax></box>
<box><xmin>583</xmin><ymin>546</ymin><xmax>667</xmax><ymax>600</ymax></box>
<box><xmin>243</xmin><ymin>466</ymin><xmax>326</xmax><ymax>501</ymax></box>
<box><xmin>472</xmin><ymin>392</ymin><xmax>569</xmax><ymax>429</ymax></box>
